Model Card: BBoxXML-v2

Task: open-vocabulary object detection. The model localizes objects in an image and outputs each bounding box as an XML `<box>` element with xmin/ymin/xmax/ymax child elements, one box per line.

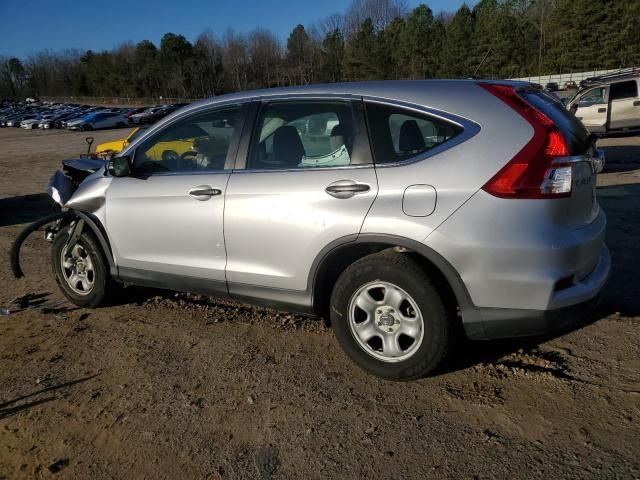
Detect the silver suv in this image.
<box><xmin>46</xmin><ymin>81</ymin><xmax>610</xmax><ymax>379</ymax></box>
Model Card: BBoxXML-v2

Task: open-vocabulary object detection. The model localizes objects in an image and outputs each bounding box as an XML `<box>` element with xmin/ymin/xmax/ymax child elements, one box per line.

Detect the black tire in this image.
<box><xmin>81</xmin><ymin>124</ymin><xmax>92</xmax><ymax>131</ymax></box>
<box><xmin>116</xmin><ymin>122</ymin><xmax>125</xmax><ymax>128</ymax></box>
<box><xmin>51</xmin><ymin>228</ymin><xmax>112</xmax><ymax>308</ymax></box>
<box><xmin>330</xmin><ymin>251</ymin><xmax>456</xmax><ymax>380</ymax></box>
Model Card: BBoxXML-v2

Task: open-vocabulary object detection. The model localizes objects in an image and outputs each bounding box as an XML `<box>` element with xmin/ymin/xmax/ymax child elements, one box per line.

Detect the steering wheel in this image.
<box><xmin>181</xmin><ymin>150</ymin><xmax>198</xmax><ymax>162</ymax></box>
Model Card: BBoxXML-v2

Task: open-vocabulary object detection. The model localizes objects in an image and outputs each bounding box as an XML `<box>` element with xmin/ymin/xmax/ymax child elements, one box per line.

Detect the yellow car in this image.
<box><xmin>95</xmin><ymin>125</ymin><xmax>207</xmax><ymax>161</ymax></box>
<box><xmin>95</xmin><ymin>127</ymin><xmax>147</xmax><ymax>157</ymax></box>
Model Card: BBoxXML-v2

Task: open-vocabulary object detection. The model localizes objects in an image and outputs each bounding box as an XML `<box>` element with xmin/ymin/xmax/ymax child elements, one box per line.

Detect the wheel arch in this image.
<box><xmin>73</xmin><ymin>210</ymin><xmax>120</xmax><ymax>281</ymax></box>
<box><xmin>310</xmin><ymin>234</ymin><xmax>475</xmax><ymax>327</ymax></box>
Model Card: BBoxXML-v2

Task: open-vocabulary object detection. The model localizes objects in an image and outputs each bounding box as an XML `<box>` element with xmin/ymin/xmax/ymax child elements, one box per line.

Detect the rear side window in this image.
<box><xmin>610</xmin><ymin>81</ymin><xmax>638</xmax><ymax>100</ymax></box>
<box><xmin>521</xmin><ymin>89</ymin><xmax>591</xmax><ymax>154</ymax></box>
<box><xmin>365</xmin><ymin>103</ymin><xmax>461</xmax><ymax>164</ymax></box>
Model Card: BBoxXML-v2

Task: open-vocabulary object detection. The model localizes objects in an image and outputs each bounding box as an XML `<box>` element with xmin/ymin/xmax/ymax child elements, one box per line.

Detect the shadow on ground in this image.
<box><xmin>599</xmin><ymin>144</ymin><xmax>640</xmax><ymax>172</ymax></box>
<box><xmin>0</xmin><ymin>374</ymin><xmax>100</xmax><ymax>420</ymax></box>
<box><xmin>0</xmin><ymin>193</ymin><xmax>59</xmax><ymax>227</ymax></box>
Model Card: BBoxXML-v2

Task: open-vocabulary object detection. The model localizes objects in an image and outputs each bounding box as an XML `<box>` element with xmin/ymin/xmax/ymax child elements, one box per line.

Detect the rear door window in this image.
<box><xmin>247</xmin><ymin>101</ymin><xmax>368</xmax><ymax>170</ymax></box>
<box><xmin>610</xmin><ymin>81</ymin><xmax>638</xmax><ymax>100</ymax></box>
<box><xmin>365</xmin><ymin>102</ymin><xmax>461</xmax><ymax>164</ymax></box>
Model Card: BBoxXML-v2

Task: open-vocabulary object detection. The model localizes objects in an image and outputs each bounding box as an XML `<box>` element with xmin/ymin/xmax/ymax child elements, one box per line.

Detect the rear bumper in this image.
<box><xmin>463</xmin><ymin>244</ymin><xmax>610</xmax><ymax>340</ymax></box>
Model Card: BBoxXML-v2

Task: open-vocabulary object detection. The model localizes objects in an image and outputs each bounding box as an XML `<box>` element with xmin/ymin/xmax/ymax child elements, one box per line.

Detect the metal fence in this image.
<box><xmin>509</xmin><ymin>68</ymin><xmax>630</xmax><ymax>86</ymax></box>
<box><xmin>39</xmin><ymin>95</ymin><xmax>209</xmax><ymax>106</ymax></box>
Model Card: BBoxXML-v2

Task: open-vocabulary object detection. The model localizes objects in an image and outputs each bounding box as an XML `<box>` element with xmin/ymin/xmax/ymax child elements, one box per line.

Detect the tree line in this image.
<box><xmin>1</xmin><ymin>0</ymin><xmax>639</xmax><ymax>101</ymax></box>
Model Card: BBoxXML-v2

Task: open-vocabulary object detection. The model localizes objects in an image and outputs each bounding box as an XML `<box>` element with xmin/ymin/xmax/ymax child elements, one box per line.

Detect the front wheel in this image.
<box><xmin>330</xmin><ymin>251</ymin><xmax>456</xmax><ymax>380</ymax></box>
<box><xmin>52</xmin><ymin>228</ymin><xmax>112</xmax><ymax>308</ymax></box>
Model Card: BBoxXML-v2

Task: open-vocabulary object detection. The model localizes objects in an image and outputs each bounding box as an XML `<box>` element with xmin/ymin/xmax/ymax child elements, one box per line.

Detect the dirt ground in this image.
<box><xmin>0</xmin><ymin>126</ymin><xmax>638</xmax><ymax>479</ymax></box>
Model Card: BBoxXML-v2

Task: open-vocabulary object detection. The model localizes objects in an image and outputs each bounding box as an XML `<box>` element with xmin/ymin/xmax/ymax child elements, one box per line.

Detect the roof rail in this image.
<box><xmin>581</xmin><ymin>67</ymin><xmax>640</xmax><ymax>86</ymax></box>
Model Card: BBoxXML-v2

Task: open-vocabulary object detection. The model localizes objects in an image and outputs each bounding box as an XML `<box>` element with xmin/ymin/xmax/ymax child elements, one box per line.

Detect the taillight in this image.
<box><xmin>480</xmin><ymin>83</ymin><xmax>571</xmax><ymax>199</ymax></box>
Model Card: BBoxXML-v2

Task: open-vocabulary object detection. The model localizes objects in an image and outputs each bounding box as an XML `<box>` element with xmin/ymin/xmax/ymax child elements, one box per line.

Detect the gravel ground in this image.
<box><xmin>0</xmin><ymin>127</ymin><xmax>639</xmax><ymax>479</ymax></box>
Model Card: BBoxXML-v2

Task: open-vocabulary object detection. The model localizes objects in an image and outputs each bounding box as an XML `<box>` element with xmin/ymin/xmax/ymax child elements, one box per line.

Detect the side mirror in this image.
<box><xmin>107</xmin><ymin>156</ymin><xmax>131</xmax><ymax>177</ymax></box>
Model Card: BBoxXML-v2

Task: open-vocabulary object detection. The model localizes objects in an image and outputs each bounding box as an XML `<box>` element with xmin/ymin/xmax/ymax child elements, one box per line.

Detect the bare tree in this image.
<box><xmin>247</xmin><ymin>28</ymin><xmax>283</xmax><ymax>88</ymax></box>
<box><xmin>222</xmin><ymin>29</ymin><xmax>250</xmax><ymax>91</ymax></box>
<box><xmin>313</xmin><ymin>13</ymin><xmax>346</xmax><ymax>37</ymax></box>
<box><xmin>344</xmin><ymin>0</ymin><xmax>409</xmax><ymax>36</ymax></box>
<box><xmin>194</xmin><ymin>30</ymin><xmax>225</xmax><ymax>95</ymax></box>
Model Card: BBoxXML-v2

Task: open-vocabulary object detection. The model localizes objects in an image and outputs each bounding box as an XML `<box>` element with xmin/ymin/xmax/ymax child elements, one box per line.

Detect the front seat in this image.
<box><xmin>398</xmin><ymin>120</ymin><xmax>426</xmax><ymax>155</ymax></box>
<box><xmin>273</xmin><ymin>126</ymin><xmax>305</xmax><ymax>168</ymax></box>
<box><xmin>330</xmin><ymin>124</ymin><xmax>351</xmax><ymax>153</ymax></box>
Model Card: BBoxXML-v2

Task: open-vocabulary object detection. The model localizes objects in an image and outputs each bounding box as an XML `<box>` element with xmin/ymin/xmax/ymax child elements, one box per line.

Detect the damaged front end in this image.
<box><xmin>10</xmin><ymin>157</ymin><xmax>113</xmax><ymax>279</ymax></box>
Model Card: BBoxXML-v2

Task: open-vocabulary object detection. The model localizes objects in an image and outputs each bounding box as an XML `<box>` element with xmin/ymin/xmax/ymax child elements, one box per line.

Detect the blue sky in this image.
<box><xmin>0</xmin><ymin>0</ymin><xmax>477</xmax><ymax>58</ymax></box>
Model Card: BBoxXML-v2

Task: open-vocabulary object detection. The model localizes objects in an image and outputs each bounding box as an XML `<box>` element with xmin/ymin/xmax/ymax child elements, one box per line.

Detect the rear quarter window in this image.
<box><xmin>365</xmin><ymin>102</ymin><xmax>461</xmax><ymax>164</ymax></box>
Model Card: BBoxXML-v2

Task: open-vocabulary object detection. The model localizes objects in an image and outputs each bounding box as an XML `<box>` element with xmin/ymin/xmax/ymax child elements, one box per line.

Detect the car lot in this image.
<box><xmin>0</xmin><ymin>101</ymin><xmax>185</xmax><ymax>132</ymax></box>
<box><xmin>0</xmin><ymin>127</ymin><xmax>638</xmax><ymax>478</ymax></box>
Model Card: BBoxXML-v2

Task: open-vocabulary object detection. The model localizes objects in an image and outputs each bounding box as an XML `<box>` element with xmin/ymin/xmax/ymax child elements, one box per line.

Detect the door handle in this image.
<box><xmin>189</xmin><ymin>185</ymin><xmax>222</xmax><ymax>201</ymax></box>
<box><xmin>325</xmin><ymin>180</ymin><xmax>370</xmax><ymax>199</ymax></box>
<box><xmin>597</xmin><ymin>107</ymin><xmax>607</xmax><ymax>113</ymax></box>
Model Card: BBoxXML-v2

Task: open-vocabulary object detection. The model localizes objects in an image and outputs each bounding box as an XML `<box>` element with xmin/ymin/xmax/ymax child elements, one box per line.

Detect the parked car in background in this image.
<box><xmin>565</xmin><ymin>68</ymin><xmax>640</xmax><ymax>134</ymax></box>
<box><xmin>46</xmin><ymin>80</ymin><xmax>609</xmax><ymax>380</ymax></box>
<box><xmin>0</xmin><ymin>113</ymin><xmax>23</xmax><ymax>127</ymax></box>
<box><xmin>40</xmin><ymin>113</ymin><xmax>72</xmax><ymax>129</ymax></box>
<box><xmin>545</xmin><ymin>81</ymin><xmax>559</xmax><ymax>91</ymax></box>
<box><xmin>126</xmin><ymin>107</ymin><xmax>148</xmax><ymax>118</ymax></box>
<box><xmin>130</xmin><ymin>104</ymin><xmax>187</xmax><ymax>125</ymax></box>
<box><xmin>565</xmin><ymin>81</ymin><xmax>577</xmax><ymax>90</ymax></box>
<box><xmin>7</xmin><ymin>113</ymin><xmax>38</xmax><ymax>127</ymax></box>
<box><xmin>129</xmin><ymin>106</ymin><xmax>163</xmax><ymax>124</ymax></box>
<box><xmin>67</xmin><ymin>112</ymin><xmax>129</xmax><ymax>131</ymax></box>
<box><xmin>22</xmin><ymin>114</ymin><xmax>56</xmax><ymax>129</ymax></box>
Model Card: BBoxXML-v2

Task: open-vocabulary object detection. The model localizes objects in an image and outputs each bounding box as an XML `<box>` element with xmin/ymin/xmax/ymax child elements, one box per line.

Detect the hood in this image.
<box><xmin>46</xmin><ymin>158</ymin><xmax>108</xmax><ymax>206</ymax></box>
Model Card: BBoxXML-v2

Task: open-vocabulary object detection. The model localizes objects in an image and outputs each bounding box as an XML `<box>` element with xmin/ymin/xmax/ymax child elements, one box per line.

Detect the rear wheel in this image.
<box><xmin>81</xmin><ymin>124</ymin><xmax>93</xmax><ymax>131</ymax></box>
<box><xmin>330</xmin><ymin>251</ymin><xmax>456</xmax><ymax>380</ymax></box>
<box><xmin>52</xmin><ymin>228</ymin><xmax>112</xmax><ymax>307</ymax></box>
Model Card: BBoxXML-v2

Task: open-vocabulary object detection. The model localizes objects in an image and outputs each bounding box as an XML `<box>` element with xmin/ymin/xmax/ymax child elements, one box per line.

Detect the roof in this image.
<box><xmin>186</xmin><ymin>79</ymin><xmax>532</xmax><ymax>109</ymax></box>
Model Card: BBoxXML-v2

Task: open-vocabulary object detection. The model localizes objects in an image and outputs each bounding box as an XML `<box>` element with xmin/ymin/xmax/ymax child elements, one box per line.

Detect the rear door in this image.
<box><xmin>106</xmin><ymin>103</ymin><xmax>247</xmax><ymax>284</ymax></box>
<box><xmin>573</xmin><ymin>86</ymin><xmax>609</xmax><ymax>132</ymax></box>
<box><xmin>224</xmin><ymin>97</ymin><xmax>377</xmax><ymax>296</ymax></box>
<box><xmin>609</xmin><ymin>80</ymin><xmax>640</xmax><ymax>130</ymax></box>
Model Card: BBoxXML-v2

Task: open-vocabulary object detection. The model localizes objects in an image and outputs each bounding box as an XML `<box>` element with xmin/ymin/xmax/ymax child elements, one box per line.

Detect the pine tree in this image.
<box><xmin>441</xmin><ymin>4</ymin><xmax>475</xmax><ymax>77</ymax></box>
<box><xmin>342</xmin><ymin>19</ymin><xmax>382</xmax><ymax>80</ymax></box>
<box><xmin>320</xmin><ymin>29</ymin><xmax>345</xmax><ymax>83</ymax></box>
<box><xmin>377</xmin><ymin>17</ymin><xmax>406</xmax><ymax>79</ymax></box>
<box><xmin>400</xmin><ymin>5</ymin><xmax>441</xmax><ymax>79</ymax></box>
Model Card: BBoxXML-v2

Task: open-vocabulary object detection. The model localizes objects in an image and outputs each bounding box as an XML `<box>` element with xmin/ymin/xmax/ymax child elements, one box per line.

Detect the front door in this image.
<box><xmin>573</xmin><ymin>86</ymin><xmax>608</xmax><ymax>132</ymax></box>
<box><xmin>106</xmin><ymin>103</ymin><xmax>246</xmax><ymax>284</ymax></box>
<box><xmin>224</xmin><ymin>99</ymin><xmax>378</xmax><ymax>298</ymax></box>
